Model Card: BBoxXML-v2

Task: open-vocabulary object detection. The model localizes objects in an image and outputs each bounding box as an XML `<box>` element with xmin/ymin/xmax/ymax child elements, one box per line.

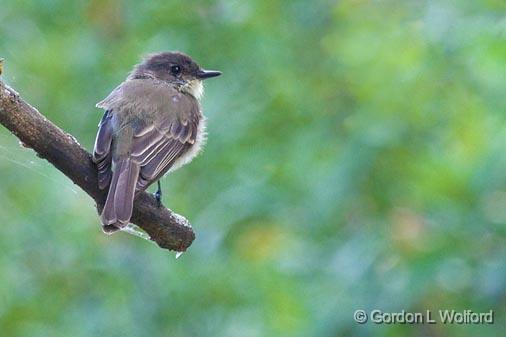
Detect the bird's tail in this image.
<box><xmin>100</xmin><ymin>158</ymin><xmax>140</xmax><ymax>233</ymax></box>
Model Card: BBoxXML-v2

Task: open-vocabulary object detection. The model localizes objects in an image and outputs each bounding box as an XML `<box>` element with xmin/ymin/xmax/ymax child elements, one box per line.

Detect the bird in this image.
<box><xmin>92</xmin><ymin>51</ymin><xmax>221</xmax><ymax>233</ymax></box>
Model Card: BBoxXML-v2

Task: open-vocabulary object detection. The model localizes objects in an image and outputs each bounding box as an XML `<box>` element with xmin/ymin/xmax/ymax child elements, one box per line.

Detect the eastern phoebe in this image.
<box><xmin>93</xmin><ymin>51</ymin><xmax>221</xmax><ymax>233</ymax></box>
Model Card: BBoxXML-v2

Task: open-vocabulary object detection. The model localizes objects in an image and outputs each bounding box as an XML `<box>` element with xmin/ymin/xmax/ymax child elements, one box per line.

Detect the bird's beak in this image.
<box><xmin>197</xmin><ymin>69</ymin><xmax>222</xmax><ymax>79</ymax></box>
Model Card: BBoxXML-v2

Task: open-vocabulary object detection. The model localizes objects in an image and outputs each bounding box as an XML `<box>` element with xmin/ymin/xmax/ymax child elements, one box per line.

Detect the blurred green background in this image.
<box><xmin>0</xmin><ymin>0</ymin><xmax>505</xmax><ymax>336</ymax></box>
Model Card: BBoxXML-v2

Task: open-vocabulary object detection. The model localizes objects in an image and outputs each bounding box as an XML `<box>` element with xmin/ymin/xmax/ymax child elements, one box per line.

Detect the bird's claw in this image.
<box><xmin>154</xmin><ymin>190</ymin><xmax>162</xmax><ymax>207</ymax></box>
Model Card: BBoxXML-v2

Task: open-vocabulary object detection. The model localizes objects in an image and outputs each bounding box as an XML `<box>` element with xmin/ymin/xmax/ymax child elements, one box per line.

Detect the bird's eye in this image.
<box><xmin>170</xmin><ymin>65</ymin><xmax>182</xmax><ymax>76</ymax></box>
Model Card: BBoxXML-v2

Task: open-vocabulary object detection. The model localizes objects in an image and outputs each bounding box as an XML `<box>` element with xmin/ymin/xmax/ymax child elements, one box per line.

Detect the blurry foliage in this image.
<box><xmin>0</xmin><ymin>0</ymin><xmax>505</xmax><ymax>336</ymax></box>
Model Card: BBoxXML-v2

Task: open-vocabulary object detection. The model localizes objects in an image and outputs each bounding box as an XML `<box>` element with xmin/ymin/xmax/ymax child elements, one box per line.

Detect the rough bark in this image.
<box><xmin>0</xmin><ymin>80</ymin><xmax>195</xmax><ymax>251</ymax></box>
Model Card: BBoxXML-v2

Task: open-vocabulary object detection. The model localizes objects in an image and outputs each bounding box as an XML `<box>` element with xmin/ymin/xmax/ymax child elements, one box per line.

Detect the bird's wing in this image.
<box><xmin>92</xmin><ymin>110</ymin><xmax>114</xmax><ymax>190</ymax></box>
<box><xmin>131</xmin><ymin>109</ymin><xmax>200</xmax><ymax>192</ymax></box>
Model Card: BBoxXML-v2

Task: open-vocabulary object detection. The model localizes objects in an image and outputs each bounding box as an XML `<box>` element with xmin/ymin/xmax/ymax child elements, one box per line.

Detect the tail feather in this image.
<box><xmin>100</xmin><ymin>159</ymin><xmax>140</xmax><ymax>233</ymax></box>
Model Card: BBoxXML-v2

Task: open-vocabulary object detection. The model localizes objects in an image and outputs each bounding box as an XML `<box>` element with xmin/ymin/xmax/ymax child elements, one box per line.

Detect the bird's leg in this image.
<box><xmin>154</xmin><ymin>180</ymin><xmax>162</xmax><ymax>207</ymax></box>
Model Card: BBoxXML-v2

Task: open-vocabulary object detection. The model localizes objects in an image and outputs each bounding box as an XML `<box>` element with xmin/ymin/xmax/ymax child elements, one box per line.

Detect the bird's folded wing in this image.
<box><xmin>92</xmin><ymin>110</ymin><xmax>114</xmax><ymax>189</ymax></box>
<box><xmin>130</xmin><ymin>114</ymin><xmax>198</xmax><ymax>192</ymax></box>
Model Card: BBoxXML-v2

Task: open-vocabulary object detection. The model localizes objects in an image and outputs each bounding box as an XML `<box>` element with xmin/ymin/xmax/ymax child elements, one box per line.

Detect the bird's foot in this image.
<box><xmin>154</xmin><ymin>180</ymin><xmax>163</xmax><ymax>207</ymax></box>
<box><xmin>154</xmin><ymin>190</ymin><xmax>162</xmax><ymax>207</ymax></box>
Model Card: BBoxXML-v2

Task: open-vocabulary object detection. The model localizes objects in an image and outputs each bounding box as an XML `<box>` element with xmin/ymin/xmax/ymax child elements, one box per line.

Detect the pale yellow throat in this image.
<box><xmin>182</xmin><ymin>79</ymin><xmax>204</xmax><ymax>100</ymax></box>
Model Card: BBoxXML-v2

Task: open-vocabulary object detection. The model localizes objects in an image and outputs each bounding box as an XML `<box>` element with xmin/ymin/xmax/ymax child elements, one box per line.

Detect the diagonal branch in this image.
<box><xmin>0</xmin><ymin>80</ymin><xmax>195</xmax><ymax>251</ymax></box>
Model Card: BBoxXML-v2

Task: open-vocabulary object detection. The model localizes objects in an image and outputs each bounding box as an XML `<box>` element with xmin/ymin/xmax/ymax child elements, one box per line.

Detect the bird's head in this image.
<box><xmin>129</xmin><ymin>51</ymin><xmax>221</xmax><ymax>99</ymax></box>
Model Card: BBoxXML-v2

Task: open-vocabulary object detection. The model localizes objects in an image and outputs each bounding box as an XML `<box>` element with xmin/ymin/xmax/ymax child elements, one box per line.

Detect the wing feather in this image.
<box><xmin>131</xmin><ymin>113</ymin><xmax>199</xmax><ymax>193</ymax></box>
<box><xmin>92</xmin><ymin>110</ymin><xmax>114</xmax><ymax>189</ymax></box>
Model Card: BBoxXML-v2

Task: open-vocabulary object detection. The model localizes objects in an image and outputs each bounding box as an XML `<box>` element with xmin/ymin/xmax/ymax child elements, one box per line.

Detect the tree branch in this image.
<box><xmin>0</xmin><ymin>80</ymin><xmax>195</xmax><ymax>251</ymax></box>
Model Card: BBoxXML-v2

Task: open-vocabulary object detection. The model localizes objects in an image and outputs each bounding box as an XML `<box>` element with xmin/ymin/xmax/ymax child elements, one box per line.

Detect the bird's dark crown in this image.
<box><xmin>129</xmin><ymin>51</ymin><xmax>221</xmax><ymax>84</ymax></box>
<box><xmin>145</xmin><ymin>52</ymin><xmax>200</xmax><ymax>75</ymax></box>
